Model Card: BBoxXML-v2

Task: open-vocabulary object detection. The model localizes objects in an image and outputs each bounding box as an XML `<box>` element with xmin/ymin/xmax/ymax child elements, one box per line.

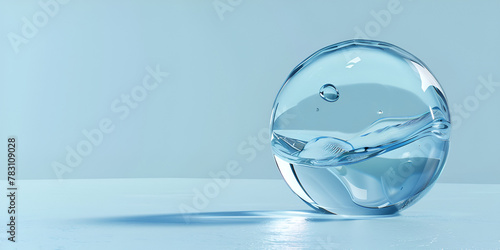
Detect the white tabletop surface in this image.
<box><xmin>1</xmin><ymin>178</ymin><xmax>499</xmax><ymax>249</ymax></box>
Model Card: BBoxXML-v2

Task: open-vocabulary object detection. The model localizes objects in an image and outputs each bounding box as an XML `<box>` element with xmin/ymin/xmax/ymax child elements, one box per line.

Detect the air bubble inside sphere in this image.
<box><xmin>270</xmin><ymin>40</ymin><xmax>450</xmax><ymax>216</ymax></box>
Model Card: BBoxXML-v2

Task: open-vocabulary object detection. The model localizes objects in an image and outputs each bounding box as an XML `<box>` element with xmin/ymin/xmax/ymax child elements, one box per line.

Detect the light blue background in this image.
<box><xmin>1</xmin><ymin>0</ymin><xmax>499</xmax><ymax>183</ymax></box>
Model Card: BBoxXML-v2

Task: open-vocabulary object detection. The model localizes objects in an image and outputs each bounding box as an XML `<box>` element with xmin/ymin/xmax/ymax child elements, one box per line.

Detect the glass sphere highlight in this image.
<box><xmin>270</xmin><ymin>40</ymin><xmax>450</xmax><ymax>216</ymax></box>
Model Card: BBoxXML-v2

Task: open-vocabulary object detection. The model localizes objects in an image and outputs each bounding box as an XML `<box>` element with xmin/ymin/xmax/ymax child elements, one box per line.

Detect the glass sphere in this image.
<box><xmin>270</xmin><ymin>40</ymin><xmax>450</xmax><ymax>216</ymax></box>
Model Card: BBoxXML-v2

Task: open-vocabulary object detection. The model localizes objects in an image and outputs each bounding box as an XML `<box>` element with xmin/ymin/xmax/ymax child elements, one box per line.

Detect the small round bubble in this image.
<box><xmin>270</xmin><ymin>40</ymin><xmax>451</xmax><ymax>216</ymax></box>
<box><xmin>319</xmin><ymin>84</ymin><xmax>339</xmax><ymax>102</ymax></box>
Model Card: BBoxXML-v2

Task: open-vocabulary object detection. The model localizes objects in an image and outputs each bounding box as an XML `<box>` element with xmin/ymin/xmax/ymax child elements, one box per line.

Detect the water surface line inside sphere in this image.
<box><xmin>272</xmin><ymin>107</ymin><xmax>450</xmax><ymax>168</ymax></box>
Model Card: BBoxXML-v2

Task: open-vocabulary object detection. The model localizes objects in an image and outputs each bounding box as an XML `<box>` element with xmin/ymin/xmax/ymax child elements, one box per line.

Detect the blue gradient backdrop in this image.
<box><xmin>0</xmin><ymin>0</ymin><xmax>499</xmax><ymax>183</ymax></box>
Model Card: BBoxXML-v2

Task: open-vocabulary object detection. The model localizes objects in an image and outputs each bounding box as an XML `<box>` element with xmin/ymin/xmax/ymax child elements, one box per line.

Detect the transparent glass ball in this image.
<box><xmin>270</xmin><ymin>40</ymin><xmax>450</xmax><ymax>216</ymax></box>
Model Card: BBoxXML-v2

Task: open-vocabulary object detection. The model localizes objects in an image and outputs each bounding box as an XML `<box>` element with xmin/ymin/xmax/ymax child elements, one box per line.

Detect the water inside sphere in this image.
<box><xmin>270</xmin><ymin>40</ymin><xmax>450</xmax><ymax>216</ymax></box>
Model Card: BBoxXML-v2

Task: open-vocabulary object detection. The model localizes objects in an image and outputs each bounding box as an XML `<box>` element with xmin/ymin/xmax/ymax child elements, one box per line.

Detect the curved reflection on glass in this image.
<box><xmin>270</xmin><ymin>40</ymin><xmax>450</xmax><ymax>216</ymax></box>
